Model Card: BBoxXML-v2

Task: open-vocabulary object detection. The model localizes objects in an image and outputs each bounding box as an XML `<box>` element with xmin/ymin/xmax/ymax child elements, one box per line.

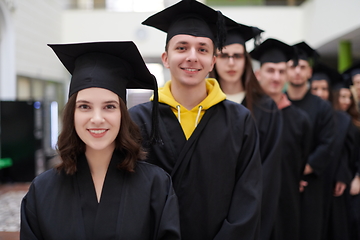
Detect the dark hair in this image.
<box><xmin>332</xmin><ymin>88</ymin><xmax>360</xmax><ymax>128</ymax></box>
<box><xmin>56</xmin><ymin>92</ymin><xmax>146</xmax><ymax>175</ymax></box>
<box><xmin>209</xmin><ymin>51</ymin><xmax>265</xmax><ymax>113</ymax></box>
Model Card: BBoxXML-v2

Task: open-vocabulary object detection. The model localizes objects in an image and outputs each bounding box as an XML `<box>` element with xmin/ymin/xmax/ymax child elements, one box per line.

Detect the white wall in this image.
<box><xmin>218</xmin><ymin>6</ymin><xmax>304</xmax><ymax>48</ymax></box>
<box><xmin>302</xmin><ymin>0</ymin><xmax>360</xmax><ymax>48</ymax></box>
<box><xmin>0</xmin><ymin>0</ymin><xmax>16</xmax><ymax>100</ymax></box>
<box><xmin>62</xmin><ymin>10</ymin><xmax>167</xmax><ymax>57</ymax></box>
<box><xmin>62</xmin><ymin>6</ymin><xmax>304</xmax><ymax>58</ymax></box>
<box><xmin>14</xmin><ymin>0</ymin><xmax>64</xmax><ymax>82</ymax></box>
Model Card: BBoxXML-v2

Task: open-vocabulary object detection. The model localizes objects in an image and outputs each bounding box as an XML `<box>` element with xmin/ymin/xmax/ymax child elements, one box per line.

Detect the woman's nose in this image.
<box><xmin>90</xmin><ymin>109</ymin><xmax>105</xmax><ymax>124</ymax></box>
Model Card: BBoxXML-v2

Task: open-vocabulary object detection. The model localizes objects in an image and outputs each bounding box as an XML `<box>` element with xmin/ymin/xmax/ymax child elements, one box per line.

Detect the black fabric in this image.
<box><xmin>48</xmin><ymin>41</ymin><xmax>156</xmax><ymax>99</ymax></box>
<box><xmin>342</xmin><ymin>61</ymin><xmax>360</xmax><ymax>79</ymax></box>
<box><xmin>293</xmin><ymin>41</ymin><xmax>320</xmax><ymax>61</ymax></box>
<box><xmin>311</xmin><ymin>62</ymin><xmax>346</xmax><ymax>89</ymax></box>
<box><xmin>270</xmin><ymin>104</ymin><xmax>312</xmax><ymax>240</ymax></box>
<box><xmin>286</xmin><ymin>90</ymin><xmax>335</xmax><ymax>240</ymax></box>
<box><xmin>250</xmin><ymin>38</ymin><xmax>294</xmax><ymax>64</ymax></box>
<box><xmin>129</xmin><ymin>100</ymin><xmax>262</xmax><ymax>240</ymax></box>
<box><xmin>346</xmin><ymin>124</ymin><xmax>360</xmax><ymax>240</ymax></box>
<box><xmin>322</xmin><ymin>110</ymin><xmax>353</xmax><ymax>240</ymax></box>
<box><xmin>20</xmin><ymin>151</ymin><xmax>181</xmax><ymax>240</ymax></box>
<box><xmin>141</xmin><ymin>0</ymin><xmax>237</xmax><ymax>48</ymax></box>
<box><xmin>224</xmin><ymin>24</ymin><xmax>264</xmax><ymax>46</ymax></box>
<box><xmin>242</xmin><ymin>95</ymin><xmax>283</xmax><ymax>240</ymax></box>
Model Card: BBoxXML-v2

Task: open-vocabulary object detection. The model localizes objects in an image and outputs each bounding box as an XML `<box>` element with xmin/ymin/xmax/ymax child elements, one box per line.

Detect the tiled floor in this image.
<box><xmin>0</xmin><ymin>183</ymin><xmax>30</xmax><ymax>240</ymax></box>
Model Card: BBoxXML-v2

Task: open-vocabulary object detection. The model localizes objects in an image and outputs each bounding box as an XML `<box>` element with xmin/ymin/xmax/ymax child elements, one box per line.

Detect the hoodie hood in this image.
<box><xmin>156</xmin><ymin>78</ymin><xmax>226</xmax><ymax>139</ymax></box>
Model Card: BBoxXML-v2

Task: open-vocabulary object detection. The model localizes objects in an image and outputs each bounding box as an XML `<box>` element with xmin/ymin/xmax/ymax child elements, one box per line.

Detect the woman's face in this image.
<box><xmin>311</xmin><ymin>80</ymin><xmax>329</xmax><ymax>101</ymax></box>
<box><xmin>74</xmin><ymin>87</ymin><xmax>121</xmax><ymax>153</ymax></box>
<box><xmin>215</xmin><ymin>43</ymin><xmax>246</xmax><ymax>86</ymax></box>
<box><xmin>338</xmin><ymin>88</ymin><xmax>352</xmax><ymax>111</ymax></box>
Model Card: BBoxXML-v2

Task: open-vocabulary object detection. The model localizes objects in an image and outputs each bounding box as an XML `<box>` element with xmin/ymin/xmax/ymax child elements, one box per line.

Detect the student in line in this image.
<box><xmin>209</xmin><ymin>25</ymin><xmax>282</xmax><ymax>240</ymax></box>
<box><xmin>20</xmin><ymin>41</ymin><xmax>181</xmax><ymax>240</ymax></box>
<box><xmin>251</xmin><ymin>38</ymin><xmax>312</xmax><ymax>240</ymax></box>
<box><xmin>129</xmin><ymin>1</ymin><xmax>262</xmax><ymax>239</ymax></box>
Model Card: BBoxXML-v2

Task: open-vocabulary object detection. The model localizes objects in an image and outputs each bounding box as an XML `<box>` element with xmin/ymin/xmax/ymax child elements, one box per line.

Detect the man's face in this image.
<box><xmin>256</xmin><ymin>62</ymin><xmax>288</xmax><ymax>97</ymax></box>
<box><xmin>287</xmin><ymin>59</ymin><xmax>312</xmax><ymax>87</ymax></box>
<box><xmin>161</xmin><ymin>34</ymin><xmax>216</xmax><ymax>88</ymax></box>
<box><xmin>215</xmin><ymin>43</ymin><xmax>246</xmax><ymax>86</ymax></box>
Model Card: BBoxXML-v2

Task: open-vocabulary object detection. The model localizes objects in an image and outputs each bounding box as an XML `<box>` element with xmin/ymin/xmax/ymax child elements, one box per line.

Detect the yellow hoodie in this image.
<box><xmin>156</xmin><ymin>78</ymin><xmax>226</xmax><ymax>139</ymax></box>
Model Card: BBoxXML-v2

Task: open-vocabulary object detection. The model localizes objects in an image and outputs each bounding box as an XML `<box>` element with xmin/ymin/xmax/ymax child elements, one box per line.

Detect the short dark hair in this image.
<box><xmin>56</xmin><ymin>92</ymin><xmax>146</xmax><ymax>175</ymax></box>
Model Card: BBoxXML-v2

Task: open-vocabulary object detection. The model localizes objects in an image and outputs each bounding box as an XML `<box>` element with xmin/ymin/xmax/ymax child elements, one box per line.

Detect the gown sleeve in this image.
<box><xmin>213</xmin><ymin>111</ymin><xmax>262</xmax><ymax>240</ymax></box>
<box><xmin>154</xmin><ymin>171</ymin><xmax>181</xmax><ymax>240</ymax></box>
<box><xmin>308</xmin><ymin>102</ymin><xmax>335</xmax><ymax>175</ymax></box>
<box><xmin>20</xmin><ymin>183</ymin><xmax>43</xmax><ymax>240</ymax></box>
<box><xmin>301</xmin><ymin>111</ymin><xmax>313</xmax><ymax>174</ymax></box>
<box><xmin>257</xmin><ymin>101</ymin><xmax>283</xmax><ymax>240</ymax></box>
<box><xmin>335</xmin><ymin>122</ymin><xmax>353</xmax><ymax>185</ymax></box>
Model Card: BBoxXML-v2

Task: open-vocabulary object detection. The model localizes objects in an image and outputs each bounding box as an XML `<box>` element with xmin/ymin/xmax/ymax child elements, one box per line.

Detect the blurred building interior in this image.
<box><xmin>0</xmin><ymin>0</ymin><xmax>359</xmax><ymax>181</ymax></box>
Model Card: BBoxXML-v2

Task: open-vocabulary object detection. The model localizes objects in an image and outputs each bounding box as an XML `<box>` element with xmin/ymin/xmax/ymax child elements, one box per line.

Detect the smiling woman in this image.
<box><xmin>19</xmin><ymin>41</ymin><xmax>181</xmax><ymax>240</ymax></box>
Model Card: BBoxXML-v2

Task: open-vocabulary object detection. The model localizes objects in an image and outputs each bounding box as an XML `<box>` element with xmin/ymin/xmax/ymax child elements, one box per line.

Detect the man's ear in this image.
<box><xmin>161</xmin><ymin>52</ymin><xmax>170</xmax><ymax>69</ymax></box>
<box><xmin>209</xmin><ymin>55</ymin><xmax>216</xmax><ymax>72</ymax></box>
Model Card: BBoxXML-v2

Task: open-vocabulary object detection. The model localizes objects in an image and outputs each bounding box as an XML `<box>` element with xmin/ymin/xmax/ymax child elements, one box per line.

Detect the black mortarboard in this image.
<box><xmin>249</xmin><ymin>38</ymin><xmax>294</xmax><ymax>65</ymax></box>
<box><xmin>311</xmin><ymin>62</ymin><xmax>348</xmax><ymax>89</ymax></box>
<box><xmin>142</xmin><ymin>0</ymin><xmax>237</xmax><ymax>50</ymax></box>
<box><xmin>224</xmin><ymin>23</ymin><xmax>264</xmax><ymax>49</ymax></box>
<box><xmin>48</xmin><ymin>41</ymin><xmax>156</xmax><ymax>100</ymax></box>
<box><xmin>293</xmin><ymin>41</ymin><xmax>320</xmax><ymax>62</ymax></box>
<box><xmin>48</xmin><ymin>41</ymin><xmax>160</xmax><ymax>143</ymax></box>
<box><xmin>343</xmin><ymin>61</ymin><xmax>360</xmax><ymax>80</ymax></box>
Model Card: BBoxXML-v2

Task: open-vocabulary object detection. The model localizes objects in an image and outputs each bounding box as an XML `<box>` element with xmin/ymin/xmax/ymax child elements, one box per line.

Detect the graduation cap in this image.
<box><xmin>224</xmin><ymin>23</ymin><xmax>264</xmax><ymax>49</ymax></box>
<box><xmin>249</xmin><ymin>38</ymin><xmax>294</xmax><ymax>65</ymax></box>
<box><xmin>310</xmin><ymin>62</ymin><xmax>348</xmax><ymax>89</ymax></box>
<box><xmin>342</xmin><ymin>61</ymin><xmax>360</xmax><ymax>81</ymax></box>
<box><xmin>48</xmin><ymin>41</ymin><xmax>160</xmax><ymax>143</ymax></box>
<box><xmin>142</xmin><ymin>0</ymin><xmax>237</xmax><ymax>50</ymax></box>
<box><xmin>293</xmin><ymin>41</ymin><xmax>320</xmax><ymax>62</ymax></box>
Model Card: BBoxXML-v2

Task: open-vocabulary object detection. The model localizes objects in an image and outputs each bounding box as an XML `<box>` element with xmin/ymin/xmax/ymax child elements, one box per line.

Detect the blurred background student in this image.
<box><xmin>210</xmin><ymin>25</ymin><xmax>282</xmax><ymax>240</ymax></box>
<box><xmin>310</xmin><ymin>62</ymin><xmax>353</xmax><ymax>240</ymax></box>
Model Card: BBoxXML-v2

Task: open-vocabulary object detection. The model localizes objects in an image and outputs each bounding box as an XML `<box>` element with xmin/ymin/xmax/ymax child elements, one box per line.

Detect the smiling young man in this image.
<box><xmin>129</xmin><ymin>1</ymin><xmax>262</xmax><ymax>239</ymax></box>
<box><xmin>251</xmin><ymin>38</ymin><xmax>312</xmax><ymax>240</ymax></box>
<box><xmin>286</xmin><ymin>41</ymin><xmax>335</xmax><ymax>240</ymax></box>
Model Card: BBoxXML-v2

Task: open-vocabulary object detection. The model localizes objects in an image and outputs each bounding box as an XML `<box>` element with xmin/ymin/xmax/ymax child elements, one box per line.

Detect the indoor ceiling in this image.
<box><xmin>316</xmin><ymin>26</ymin><xmax>360</xmax><ymax>69</ymax></box>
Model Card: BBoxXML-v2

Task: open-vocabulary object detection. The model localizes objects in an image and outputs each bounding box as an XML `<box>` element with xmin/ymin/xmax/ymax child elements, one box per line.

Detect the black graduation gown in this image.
<box><xmin>242</xmin><ymin>95</ymin><xmax>283</xmax><ymax>240</ymax></box>
<box><xmin>271</xmin><ymin>104</ymin><xmax>312</xmax><ymax>240</ymax></box>
<box><xmin>129</xmin><ymin>100</ymin><xmax>262</xmax><ymax>240</ymax></box>
<box><xmin>347</xmin><ymin>123</ymin><xmax>360</xmax><ymax>240</ymax></box>
<box><xmin>20</xmin><ymin>151</ymin><xmax>181</xmax><ymax>240</ymax></box>
<box><xmin>322</xmin><ymin>110</ymin><xmax>353</xmax><ymax>240</ymax></box>
<box><xmin>287</xmin><ymin>90</ymin><xmax>335</xmax><ymax>240</ymax></box>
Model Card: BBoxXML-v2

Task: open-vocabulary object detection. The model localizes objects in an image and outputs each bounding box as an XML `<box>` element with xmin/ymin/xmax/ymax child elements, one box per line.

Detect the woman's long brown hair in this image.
<box><xmin>56</xmin><ymin>93</ymin><xmax>146</xmax><ymax>175</ymax></box>
<box><xmin>332</xmin><ymin>89</ymin><xmax>360</xmax><ymax>128</ymax></box>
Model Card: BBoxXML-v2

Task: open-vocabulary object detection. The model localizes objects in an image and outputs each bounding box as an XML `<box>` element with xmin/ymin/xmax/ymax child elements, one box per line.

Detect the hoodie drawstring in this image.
<box><xmin>176</xmin><ymin>105</ymin><xmax>181</xmax><ymax>123</ymax></box>
<box><xmin>195</xmin><ymin>106</ymin><xmax>203</xmax><ymax>128</ymax></box>
<box><xmin>176</xmin><ymin>105</ymin><xmax>203</xmax><ymax>128</ymax></box>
